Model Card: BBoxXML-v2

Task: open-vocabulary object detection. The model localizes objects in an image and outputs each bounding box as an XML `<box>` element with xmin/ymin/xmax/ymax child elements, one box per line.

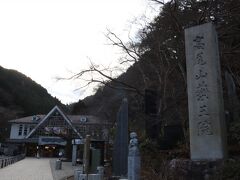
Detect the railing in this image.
<box><xmin>0</xmin><ymin>154</ymin><xmax>25</xmax><ymax>169</ymax></box>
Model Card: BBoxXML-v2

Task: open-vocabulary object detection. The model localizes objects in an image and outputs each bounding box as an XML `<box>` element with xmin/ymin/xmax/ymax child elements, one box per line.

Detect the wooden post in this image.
<box><xmin>83</xmin><ymin>135</ymin><xmax>91</xmax><ymax>176</ymax></box>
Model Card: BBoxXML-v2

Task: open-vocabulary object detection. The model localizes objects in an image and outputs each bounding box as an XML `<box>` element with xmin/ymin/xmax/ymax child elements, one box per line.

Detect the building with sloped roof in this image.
<box><xmin>7</xmin><ymin>106</ymin><xmax>111</xmax><ymax>157</ymax></box>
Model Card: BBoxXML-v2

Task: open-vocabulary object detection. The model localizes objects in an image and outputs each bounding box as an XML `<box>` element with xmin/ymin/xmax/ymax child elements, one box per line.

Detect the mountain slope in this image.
<box><xmin>71</xmin><ymin>0</ymin><xmax>240</xmax><ymax>143</ymax></box>
<box><xmin>0</xmin><ymin>66</ymin><xmax>64</xmax><ymax>140</ymax></box>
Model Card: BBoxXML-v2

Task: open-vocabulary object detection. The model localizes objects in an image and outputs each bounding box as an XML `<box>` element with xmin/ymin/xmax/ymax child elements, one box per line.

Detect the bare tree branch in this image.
<box><xmin>149</xmin><ymin>0</ymin><xmax>165</xmax><ymax>5</ymax></box>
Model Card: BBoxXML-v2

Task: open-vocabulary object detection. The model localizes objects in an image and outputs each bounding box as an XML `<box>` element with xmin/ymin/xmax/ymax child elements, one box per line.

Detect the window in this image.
<box><xmin>78</xmin><ymin>126</ymin><xmax>86</xmax><ymax>133</ymax></box>
<box><xmin>23</xmin><ymin>125</ymin><xmax>28</xmax><ymax>136</ymax></box>
<box><xmin>29</xmin><ymin>125</ymin><xmax>34</xmax><ymax>132</ymax></box>
<box><xmin>18</xmin><ymin>124</ymin><xmax>23</xmax><ymax>136</ymax></box>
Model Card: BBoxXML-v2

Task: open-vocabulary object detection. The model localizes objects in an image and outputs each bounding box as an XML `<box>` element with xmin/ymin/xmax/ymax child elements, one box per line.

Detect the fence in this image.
<box><xmin>0</xmin><ymin>154</ymin><xmax>25</xmax><ymax>169</ymax></box>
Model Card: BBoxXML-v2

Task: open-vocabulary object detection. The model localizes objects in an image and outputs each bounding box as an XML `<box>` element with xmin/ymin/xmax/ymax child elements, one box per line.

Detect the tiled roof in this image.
<box><xmin>9</xmin><ymin>114</ymin><xmax>110</xmax><ymax>125</ymax></box>
<box><xmin>8</xmin><ymin>115</ymin><xmax>45</xmax><ymax>123</ymax></box>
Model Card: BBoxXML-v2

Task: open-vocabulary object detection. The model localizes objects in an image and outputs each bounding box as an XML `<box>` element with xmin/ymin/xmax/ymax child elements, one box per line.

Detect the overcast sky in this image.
<box><xmin>0</xmin><ymin>0</ymin><xmax>159</xmax><ymax>104</ymax></box>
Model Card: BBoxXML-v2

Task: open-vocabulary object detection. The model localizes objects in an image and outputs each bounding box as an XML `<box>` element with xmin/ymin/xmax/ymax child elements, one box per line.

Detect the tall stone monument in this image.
<box><xmin>185</xmin><ymin>22</ymin><xmax>227</xmax><ymax>160</ymax></box>
<box><xmin>113</xmin><ymin>98</ymin><xmax>128</xmax><ymax>177</ymax></box>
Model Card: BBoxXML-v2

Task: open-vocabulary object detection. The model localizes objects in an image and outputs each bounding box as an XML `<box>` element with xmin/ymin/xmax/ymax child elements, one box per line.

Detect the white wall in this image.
<box><xmin>10</xmin><ymin>124</ymin><xmax>31</xmax><ymax>139</ymax></box>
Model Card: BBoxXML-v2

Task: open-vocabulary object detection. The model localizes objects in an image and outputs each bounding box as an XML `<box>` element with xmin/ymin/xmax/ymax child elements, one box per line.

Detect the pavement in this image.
<box><xmin>0</xmin><ymin>157</ymin><xmax>82</xmax><ymax>180</ymax></box>
<box><xmin>0</xmin><ymin>157</ymin><xmax>53</xmax><ymax>180</ymax></box>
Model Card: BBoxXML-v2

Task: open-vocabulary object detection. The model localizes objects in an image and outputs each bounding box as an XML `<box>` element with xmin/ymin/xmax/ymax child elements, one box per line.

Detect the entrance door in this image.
<box><xmin>40</xmin><ymin>145</ymin><xmax>64</xmax><ymax>157</ymax></box>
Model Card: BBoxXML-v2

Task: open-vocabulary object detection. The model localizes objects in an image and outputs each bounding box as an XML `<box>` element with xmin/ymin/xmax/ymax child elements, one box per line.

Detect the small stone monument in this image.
<box><xmin>113</xmin><ymin>98</ymin><xmax>128</xmax><ymax>177</ymax></box>
<box><xmin>185</xmin><ymin>22</ymin><xmax>227</xmax><ymax>160</ymax></box>
<box><xmin>55</xmin><ymin>159</ymin><xmax>62</xmax><ymax>170</ymax></box>
<box><xmin>128</xmin><ymin>132</ymin><xmax>140</xmax><ymax>180</ymax></box>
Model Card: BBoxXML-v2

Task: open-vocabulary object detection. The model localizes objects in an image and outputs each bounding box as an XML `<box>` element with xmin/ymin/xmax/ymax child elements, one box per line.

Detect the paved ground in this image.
<box><xmin>0</xmin><ymin>157</ymin><xmax>53</xmax><ymax>180</ymax></box>
<box><xmin>0</xmin><ymin>157</ymin><xmax>82</xmax><ymax>180</ymax></box>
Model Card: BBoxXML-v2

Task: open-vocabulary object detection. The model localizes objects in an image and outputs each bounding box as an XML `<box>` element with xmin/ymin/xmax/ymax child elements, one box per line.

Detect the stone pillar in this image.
<box><xmin>113</xmin><ymin>98</ymin><xmax>128</xmax><ymax>177</ymax></box>
<box><xmin>55</xmin><ymin>159</ymin><xmax>62</xmax><ymax>170</ymax></box>
<box><xmin>128</xmin><ymin>132</ymin><xmax>140</xmax><ymax>180</ymax></box>
<box><xmin>83</xmin><ymin>135</ymin><xmax>91</xmax><ymax>174</ymax></box>
<box><xmin>72</xmin><ymin>144</ymin><xmax>77</xmax><ymax>166</ymax></box>
<box><xmin>185</xmin><ymin>22</ymin><xmax>227</xmax><ymax>160</ymax></box>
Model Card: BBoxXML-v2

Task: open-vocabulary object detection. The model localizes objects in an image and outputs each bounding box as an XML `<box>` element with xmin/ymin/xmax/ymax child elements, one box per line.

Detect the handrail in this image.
<box><xmin>0</xmin><ymin>154</ymin><xmax>25</xmax><ymax>169</ymax></box>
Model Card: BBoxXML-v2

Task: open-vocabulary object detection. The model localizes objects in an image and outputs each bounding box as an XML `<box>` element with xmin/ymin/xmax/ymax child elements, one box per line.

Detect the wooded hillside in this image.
<box><xmin>72</xmin><ymin>0</ymin><xmax>240</xmax><ymax>154</ymax></box>
<box><xmin>71</xmin><ymin>1</ymin><xmax>240</xmax><ymax>178</ymax></box>
<box><xmin>0</xmin><ymin>66</ymin><xmax>64</xmax><ymax>140</ymax></box>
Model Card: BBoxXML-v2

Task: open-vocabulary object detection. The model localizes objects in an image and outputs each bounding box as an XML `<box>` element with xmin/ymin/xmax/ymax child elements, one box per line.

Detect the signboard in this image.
<box><xmin>72</xmin><ymin>139</ymin><xmax>84</xmax><ymax>145</ymax></box>
<box><xmin>38</xmin><ymin>136</ymin><xmax>67</xmax><ymax>146</ymax></box>
<box><xmin>44</xmin><ymin>126</ymin><xmax>67</xmax><ymax>135</ymax></box>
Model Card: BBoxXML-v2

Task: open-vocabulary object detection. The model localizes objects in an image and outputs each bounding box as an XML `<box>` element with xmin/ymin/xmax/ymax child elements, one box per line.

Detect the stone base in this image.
<box><xmin>109</xmin><ymin>176</ymin><xmax>128</xmax><ymax>180</ymax></box>
<box><xmin>74</xmin><ymin>173</ymin><xmax>103</xmax><ymax>180</ymax></box>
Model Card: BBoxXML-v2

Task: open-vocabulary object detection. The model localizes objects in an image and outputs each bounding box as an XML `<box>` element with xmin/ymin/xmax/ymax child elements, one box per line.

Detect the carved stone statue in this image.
<box><xmin>128</xmin><ymin>132</ymin><xmax>140</xmax><ymax>180</ymax></box>
<box><xmin>128</xmin><ymin>132</ymin><xmax>139</xmax><ymax>156</ymax></box>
